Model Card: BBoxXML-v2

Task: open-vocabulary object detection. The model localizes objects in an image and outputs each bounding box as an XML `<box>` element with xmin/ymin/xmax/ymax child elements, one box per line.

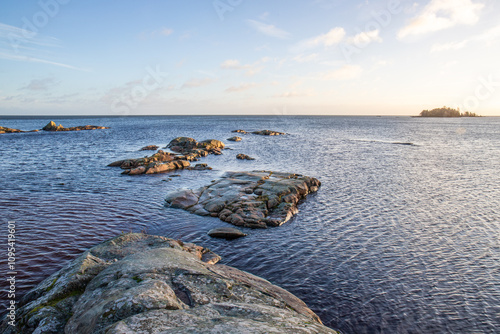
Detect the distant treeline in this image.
<box><xmin>419</xmin><ymin>107</ymin><xmax>480</xmax><ymax>117</ymax></box>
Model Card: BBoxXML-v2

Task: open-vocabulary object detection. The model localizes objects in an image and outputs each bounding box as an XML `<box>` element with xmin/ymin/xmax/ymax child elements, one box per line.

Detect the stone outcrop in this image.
<box><xmin>42</xmin><ymin>121</ymin><xmax>109</xmax><ymax>132</ymax></box>
<box><xmin>227</xmin><ymin>136</ymin><xmax>242</xmax><ymax>142</ymax></box>
<box><xmin>0</xmin><ymin>233</ymin><xmax>337</xmax><ymax>334</ymax></box>
<box><xmin>109</xmin><ymin>137</ymin><xmax>225</xmax><ymax>175</ymax></box>
<box><xmin>139</xmin><ymin>145</ymin><xmax>159</xmax><ymax>151</ymax></box>
<box><xmin>236</xmin><ymin>153</ymin><xmax>255</xmax><ymax>160</ymax></box>
<box><xmin>0</xmin><ymin>126</ymin><xmax>23</xmax><ymax>134</ymax></box>
<box><xmin>208</xmin><ymin>227</ymin><xmax>247</xmax><ymax>240</ymax></box>
<box><xmin>165</xmin><ymin>171</ymin><xmax>321</xmax><ymax>228</ymax></box>
<box><xmin>231</xmin><ymin>129</ymin><xmax>286</xmax><ymax>136</ymax></box>
<box><xmin>252</xmin><ymin>130</ymin><xmax>286</xmax><ymax>136</ymax></box>
<box><xmin>108</xmin><ymin>150</ymin><xmax>186</xmax><ymax>175</ymax></box>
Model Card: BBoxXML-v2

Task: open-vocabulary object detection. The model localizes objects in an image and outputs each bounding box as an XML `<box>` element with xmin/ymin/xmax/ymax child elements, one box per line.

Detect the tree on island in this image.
<box><xmin>419</xmin><ymin>106</ymin><xmax>480</xmax><ymax>117</ymax></box>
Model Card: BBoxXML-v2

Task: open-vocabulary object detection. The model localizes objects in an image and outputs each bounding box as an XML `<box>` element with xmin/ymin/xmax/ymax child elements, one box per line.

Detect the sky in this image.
<box><xmin>0</xmin><ymin>0</ymin><xmax>499</xmax><ymax>116</ymax></box>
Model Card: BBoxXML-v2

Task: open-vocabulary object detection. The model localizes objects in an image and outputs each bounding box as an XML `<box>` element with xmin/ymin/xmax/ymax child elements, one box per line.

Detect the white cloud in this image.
<box><xmin>220</xmin><ymin>59</ymin><xmax>263</xmax><ymax>76</ymax></box>
<box><xmin>294</xmin><ymin>27</ymin><xmax>346</xmax><ymax>52</ymax></box>
<box><xmin>347</xmin><ymin>30</ymin><xmax>382</xmax><ymax>47</ymax></box>
<box><xmin>20</xmin><ymin>77</ymin><xmax>59</xmax><ymax>91</ymax></box>
<box><xmin>225</xmin><ymin>83</ymin><xmax>257</xmax><ymax>93</ymax></box>
<box><xmin>430</xmin><ymin>23</ymin><xmax>500</xmax><ymax>53</ymax></box>
<box><xmin>246</xmin><ymin>20</ymin><xmax>291</xmax><ymax>39</ymax></box>
<box><xmin>182</xmin><ymin>78</ymin><xmax>215</xmax><ymax>88</ymax></box>
<box><xmin>293</xmin><ymin>53</ymin><xmax>319</xmax><ymax>63</ymax></box>
<box><xmin>431</xmin><ymin>40</ymin><xmax>469</xmax><ymax>52</ymax></box>
<box><xmin>398</xmin><ymin>0</ymin><xmax>484</xmax><ymax>39</ymax></box>
<box><xmin>323</xmin><ymin>65</ymin><xmax>363</xmax><ymax>80</ymax></box>
<box><xmin>272</xmin><ymin>91</ymin><xmax>314</xmax><ymax>98</ymax></box>
<box><xmin>220</xmin><ymin>59</ymin><xmax>247</xmax><ymax>69</ymax></box>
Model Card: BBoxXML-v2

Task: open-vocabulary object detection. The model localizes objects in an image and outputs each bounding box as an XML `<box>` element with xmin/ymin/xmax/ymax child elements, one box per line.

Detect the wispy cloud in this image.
<box><xmin>398</xmin><ymin>0</ymin><xmax>484</xmax><ymax>39</ymax></box>
<box><xmin>220</xmin><ymin>59</ymin><xmax>263</xmax><ymax>76</ymax></box>
<box><xmin>0</xmin><ymin>23</ymin><xmax>86</xmax><ymax>71</ymax></box>
<box><xmin>346</xmin><ymin>29</ymin><xmax>382</xmax><ymax>46</ymax></box>
<box><xmin>431</xmin><ymin>23</ymin><xmax>500</xmax><ymax>52</ymax></box>
<box><xmin>225</xmin><ymin>83</ymin><xmax>257</xmax><ymax>93</ymax></box>
<box><xmin>323</xmin><ymin>65</ymin><xmax>363</xmax><ymax>80</ymax></box>
<box><xmin>181</xmin><ymin>77</ymin><xmax>215</xmax><ymax>88</ymax></box>
<box><xmin>293</xmin><ymin>53</ymin><xmax>319</xmax><ymax>63</ymax></box>
<box><xmin>139</xmin><ymin>27</ymin><xmax>173</xmax><ymax>39</ymax></box>
<box><xmin>292</xmin><ymin>27</ymin><xmax>345</xmax><ymax>52</ymax></box>
<box><xmin>246</xmin><ymin>19</ymin><xmax>291</xmax><ymax>39</ymax></box>
<box><xmin>20</xmin><ymin>77</ymin><xmax>59</xmax><ymax>91</ymax></box>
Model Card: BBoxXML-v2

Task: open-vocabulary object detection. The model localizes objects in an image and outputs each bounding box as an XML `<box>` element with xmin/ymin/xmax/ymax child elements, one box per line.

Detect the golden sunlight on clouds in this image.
<box><xmin>398</xmin><ymin>0</ymin><xmax>484</xmax><ymax>39</ymax></box>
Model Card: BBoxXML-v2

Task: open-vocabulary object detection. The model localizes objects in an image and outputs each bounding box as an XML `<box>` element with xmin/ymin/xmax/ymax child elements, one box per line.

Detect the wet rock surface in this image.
<box><xmin>109</xmin><ymin>137</ymin><xmax>225</xmax><ymax>175</ymax></box>
<box><xmin>227</xmin><ymin>136</ymin><xmax>242</xmax><ymax>142</ymax></box>
<box><xmin>208</xmin><ymin>227</ymin><xmax>247</xmax><ymax>240</ymax></box>
<box><xmin>139</xmin><ymin>145</ymin><xmax>159</xmax><ymax>151</ymax></box>
<box><xmin>42</xmin><ymin>121</ymin><xmax>109</xmax><ymax>132</ymax></box>
<box><xmin>165</xmin><ymin>171</ymin><xmax>321</xmax><ymax>228</ymax></box>
<box><xmin>231</xmin><ymin>129</ymin><xmax>286</xmax><ymax>136</ymax></box>
<box><xmin>0</xmin><ymin>233</ymin><xmax>337</xmax><ymax>334</ymax></box>
<box><xmin>236</xmin><ymin>153</ymin><xmax>255</xmax><ymax>160</ymax></box>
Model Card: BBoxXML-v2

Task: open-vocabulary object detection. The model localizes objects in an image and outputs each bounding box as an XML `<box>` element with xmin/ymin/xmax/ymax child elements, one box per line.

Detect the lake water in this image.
<box><xmin>1</xmin><ymin>116</ymin><xmax>499</xmax><ymax>333</ymax></box>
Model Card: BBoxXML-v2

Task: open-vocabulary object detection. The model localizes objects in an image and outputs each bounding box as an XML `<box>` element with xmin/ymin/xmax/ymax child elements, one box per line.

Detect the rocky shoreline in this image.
<box><xmin>0</xmin><ymin>233</ymin><xmax>338</xmax><ymax>334</ymax></box>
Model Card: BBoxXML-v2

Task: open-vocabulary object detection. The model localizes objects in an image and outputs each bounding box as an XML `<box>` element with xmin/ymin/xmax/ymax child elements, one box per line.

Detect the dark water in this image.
<box><xmin>1</xmin><ymin>116</ymin><xmax>499</xmax><ymax>333</ymax></box>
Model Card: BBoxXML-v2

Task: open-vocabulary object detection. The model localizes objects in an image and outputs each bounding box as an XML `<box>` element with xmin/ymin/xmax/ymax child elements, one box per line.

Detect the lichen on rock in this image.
<box><xmin>0</xmin><ymin>233</ymin><xmax>337</xmax><ymax>334</ymax></box>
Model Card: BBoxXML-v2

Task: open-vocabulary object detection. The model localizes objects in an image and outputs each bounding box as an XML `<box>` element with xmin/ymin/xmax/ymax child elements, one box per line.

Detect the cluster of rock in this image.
<box><xmin>0</xmin><ymin>121</ymin><xmax>109</xmax><ymax>134</ymax></box>
<box><xmin>42</xmin><ymin>121</ymin><xmax>109</xmax><ymax>131</ymax></box>
<box><xmin>108</xmin><ymin>137</ymin><xmax>225</xmax><ymax>175</ymax></box>
<box><xmin>232</xmin><ymin>129</ymin><xmax>286</xmax><ymax>136</ymax></box>
<box><xmin>0</xmin><ymin>233</ymin><xmax>337</xmax><ymax>334</ymax></box>
<box><xmin>0</xmin><ymin>126</ymin><xmax>31</xmax><ymax>134</ymax></box>
<box><xmin>165</xmin><ymin>171</ymin><xmax>321</xmax><ymax>228</ymax></box>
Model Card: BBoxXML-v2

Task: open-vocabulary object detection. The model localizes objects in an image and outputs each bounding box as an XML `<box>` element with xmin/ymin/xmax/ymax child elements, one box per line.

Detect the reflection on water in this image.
<box><xmin>0</xmin><ymin>116</ymin><xmax>499</xmax><ymax>333</ymax></box>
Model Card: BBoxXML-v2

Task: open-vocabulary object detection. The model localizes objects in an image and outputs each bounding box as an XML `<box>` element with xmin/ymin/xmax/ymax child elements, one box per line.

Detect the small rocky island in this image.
<box><xmin>165</xmin><ymin>171</ymin><xmax>321</xmax><ymax>228</ymax></box>
<box><xmin>0</xmin><ymin>121</ymin><xmax>109</xmax><ymax>134</ymax></box>
<box><xmin>418</xmin><ymin>107</ymin><xmax>480</xmax><ymax>117</ymax></box>
<box><xmin>0</xmin><ymin>233</ymin><xmax>338</xmax><ymax>334</ymax></box>
<box><xmin>108</xmin><ymin>137</ymin><xmax>225</xmax><ymax>175</ymax></box>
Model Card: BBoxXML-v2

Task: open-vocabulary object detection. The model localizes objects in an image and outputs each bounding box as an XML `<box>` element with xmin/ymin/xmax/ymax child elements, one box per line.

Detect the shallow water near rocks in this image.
<box><xmin>1</xmin><ymin>116</ymin><xmax>499</xmax><ymax>333</ymax></box>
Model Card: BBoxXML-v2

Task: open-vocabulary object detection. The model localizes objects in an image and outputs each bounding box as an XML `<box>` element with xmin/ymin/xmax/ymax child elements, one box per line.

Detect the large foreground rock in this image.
<box><xmin>0</xmin><ymin>233</ymin><xmax>337</xmax><ymax>334</ymax></box>
<box><xmin>165</xmin><ymin>171</ymin><xmax>321</xmax><ymax>228</ymax></box>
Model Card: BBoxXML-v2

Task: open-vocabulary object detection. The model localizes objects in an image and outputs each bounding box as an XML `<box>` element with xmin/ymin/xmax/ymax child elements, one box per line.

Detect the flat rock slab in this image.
<box><xmin>208</xmin><ymin>227</ymin><xmax>247</xmax><ymax>239</ymax></box>
<box><xmin>0</xmin><ymin>233</ymin><xmax>337</xmax><ymax>334</ymax></box>
<box><xmin>165</xmin><ymin>171</ymin><xmax>321</xmax><ymax>228</ymax></box>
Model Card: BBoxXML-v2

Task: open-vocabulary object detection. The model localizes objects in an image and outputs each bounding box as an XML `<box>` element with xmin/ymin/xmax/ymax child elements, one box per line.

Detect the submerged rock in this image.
<box><xmin>139</xmin><ymin>145</ymin><xmax>159</xmax><ymax>151</ymax></box>
<box><xmin>165</xmin><ymin>171</ymin><xmax>321</xmax><ymax>228</ymax></box>
<box><xmin>227</xmin><ymin>136</ymin><xmax>242</xmax><ymax>142</ymax></box>
<box><xmin>231</xmin><ymin>129</ymin><xmax>286</xmax><ymax>136</ymax></box>
<box><xmin>236</xmin><ymin>153</ymin><xmax>255</xmax><ymax>160</ymax></box>
<box><xmin>208</xmin><ymin>227</ymin><xmax>247</xmax><ymax>239</ymax></box>
<box><xmin>252</xmin><ymin>130</ymin><xmax>286</xmax><ymax>136</ymax></box>
<box><xmin>42</xmin><ymin>121</ymin><xmax>109</xmax><ymax>132</ymax></box>
<box><xmin>0</xmin><ymin>233</ymin><xmax>337</xmax><ymax>334</ymax></box>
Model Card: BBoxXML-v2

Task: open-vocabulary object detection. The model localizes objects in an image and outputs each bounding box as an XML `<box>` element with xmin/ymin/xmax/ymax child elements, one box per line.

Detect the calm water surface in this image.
<box><xmin>1</xmin><ymin>116</ymin><xmax>499</xmax><ymax>333</ymax></box>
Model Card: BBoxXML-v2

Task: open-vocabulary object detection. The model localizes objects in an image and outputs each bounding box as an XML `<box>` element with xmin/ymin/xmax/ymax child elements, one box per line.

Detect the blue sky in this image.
<box><xmin>1</xmin><ymin>0</ymin><xmax>499</xmax><ymax>116</ymax></box>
